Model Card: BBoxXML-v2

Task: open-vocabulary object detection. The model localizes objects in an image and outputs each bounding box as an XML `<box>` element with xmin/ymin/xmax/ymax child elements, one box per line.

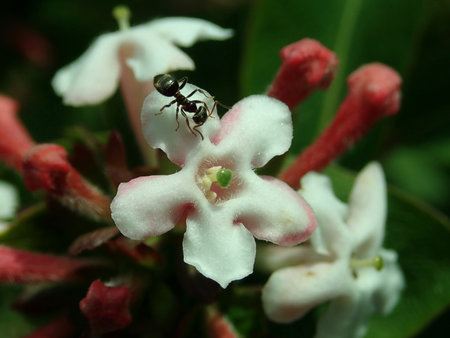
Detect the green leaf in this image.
<box><xmin>324</xmin><ymin>165</ymin><xmax>450</xmax><ymax>337</ymax></box>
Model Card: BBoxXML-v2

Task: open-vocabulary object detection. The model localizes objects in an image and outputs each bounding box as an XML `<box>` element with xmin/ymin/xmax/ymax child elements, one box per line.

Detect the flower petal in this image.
<box><xmin>147</xmin><ymin>17</ymin><xmax>233</xmax><ymax>47</ymax></box>
<box><xmin>299</xmin><ymin>172</ymin><xmax>350</xmax><ymax>257</ymax></box>
<box><xmin>111</xmin><ymin>173</ymin><xmax>197</xmax><ymax>240</ymax></box>
<box><xmin>230</xmin><ymin>174</ymin><xmax>315</xmax><ymax>246</ymax></box>
<box><xmin>52</xmin><ymin>33</ymin><xmax>121</xmax><ymax>105</ymax></box>
<box><xmin>183</xmin><ymin>208</ymin><xmax>256</xmax><ymax>288</ymax></box>
<box><xmin>212</xmin><ymin>95</ymin><xmax>293</xmax><ymax>168</ymax></box>
<box><xmin>262</xmin><ymin>260</ymin><xmax>351</xmax><ymax>323</ymax></box>
<box><xmin>0</xmin><ymin>181</ymin><xmax>18</xmax><ymax>220</ymax></box>
<box><xmin>124</xmin><ymin>29</ymin><xmax>194</xmax><ymax>82</ymax></box>
<box><xmin>315</xmin><ymin>291</ymin><xmax>369</xmax><ymax>338</ymax></box>
<box><xmin>346</xmin><ymin>162</ymin><xmax>386</xmax><ymax>257</ymax></box>
<box><xmin>141</xmin><ymin>83</ymin><xmax>221</xmax><ymax>165</ymax></box>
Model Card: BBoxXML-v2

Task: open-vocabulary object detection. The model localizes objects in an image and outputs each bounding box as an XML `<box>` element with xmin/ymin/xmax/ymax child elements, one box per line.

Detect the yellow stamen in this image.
<box><xmin>112</xmin><ymin>5</ymin><xmax>131</xmax><ymax>31</ymax></box>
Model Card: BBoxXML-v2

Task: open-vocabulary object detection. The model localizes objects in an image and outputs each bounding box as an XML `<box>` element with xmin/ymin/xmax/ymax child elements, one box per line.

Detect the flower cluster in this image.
<box><xmin>0</xmin><ymin>6</ymin><xmax>406</xmax><ymax>337</ymax></box>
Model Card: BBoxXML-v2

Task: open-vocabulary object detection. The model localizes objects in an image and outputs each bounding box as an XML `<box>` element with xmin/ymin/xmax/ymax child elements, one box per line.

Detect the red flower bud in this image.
<box><xmin>0</xmin><ymin>245</ymin><xmax>98</xmax><ymax>283</ymax></box>
<box><xmin>279</xmin><ymin>63</ymin><xmax>402</xmax><ymax>189</ymax></box>
<box><xmin>0</xmin><ymin>95</ymin><xmax>35</xmax><ymax>172</ymax></box>
<box><xmin>268</xmin><ymin>39</ymin><xmax>338</xmax><ymax>110</ymax></box>
<box><xmin>23</xmin><ymin>144</ymin><xmax>111</xmax><ymax>219</ymax></box>
<box><xmin>79</xmin><ymin>280</ymin><xmax>132</xmax><ymax>334</ymax></box>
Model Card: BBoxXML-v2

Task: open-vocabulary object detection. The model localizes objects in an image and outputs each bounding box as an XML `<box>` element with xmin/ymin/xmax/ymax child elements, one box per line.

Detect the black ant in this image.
<box><xmin>153</xmin><ymin>74</ymin><xmax>227</xmax><ymax>140</ymax></box>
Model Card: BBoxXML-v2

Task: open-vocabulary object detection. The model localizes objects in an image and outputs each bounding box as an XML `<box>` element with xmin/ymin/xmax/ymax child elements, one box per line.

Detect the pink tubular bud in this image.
<box><xmin>0</xmin><ymin>95</ymin><xmax>35</xmax><ymax>172</ymax></box>
<box><xmin>205</xmin><ymin>306</ymin><xmax>239</xmax><ymax>338</ymax></box>
<box><xmin>80</xmin><ymin>280</ymin><xmax>132</xmax><ymax>334</ymax></box>
<box><xmin>279</xmin><ymin>63</ymin><xmax>402</xmax><ymax>189</ymax></box>
<box><xmin>0</xmin><ymin>245</ymin><xmax>98</xmax><ymax>283</ymax></box>
<box><xmin>267</xmin><ymin>39</ymin><xmax>338</xmax><ymax>110</ymax></box>
<box><xmin>23</xmin><ymin>144</ymin><xmax>111</xmax><ymax>219</ymax></box>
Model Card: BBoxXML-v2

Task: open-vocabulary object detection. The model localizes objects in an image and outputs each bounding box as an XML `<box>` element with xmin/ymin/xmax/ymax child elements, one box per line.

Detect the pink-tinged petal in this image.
<box><xmin>80</xmin><ymin>280</ymin><xmax>132</xmax><ymax>334</ymax></box>
<box><xmin>262</xmin><ymin>260</ymin><xmax>351</xmax><ymax>323</ymax></box>
<box><xmin>147</xmin><ymin>17</ymin><xmax>233</xmax><ymax>47</ymax></box>
<box><xmin>111</xmin><ymin>173</ymin><xmax>198</xmax><ymax>240</ymax></box>
<box><xmin>346</xmin><ymin>162</ymin><xmax>386</xmax><ymax>257</ymax></box>
<box><xmin>212</xmin><ymin>95</ymin><xmax>292</xmax><ymax>168</ymax></box>
<box><xmin>141</xmin><ymin>84</ymin><xmax>220</xmax><ymax>165</ymax></box>
<box><xmin>123</xmin><ymin>30</ymin><xmax>194</xmax><ymax>82</ymax></box>
<box><xmin>52</xmin><ymin>33</ymin><xmax>121</xmax><ymax>106</ymax></box>
<box><xmin>299</xmin><ymin>172</ymin><xmax>350</xmax><ymax>257</ymax></box>
<box><xmin>183</xmin><ymin>208</ymin><xmax>256</xmax><ymax>288</ymax></box>
<box><xmin>228</xmin><ymin>174</ymin><xmax>316</xmax><ymax>246</ymax></box>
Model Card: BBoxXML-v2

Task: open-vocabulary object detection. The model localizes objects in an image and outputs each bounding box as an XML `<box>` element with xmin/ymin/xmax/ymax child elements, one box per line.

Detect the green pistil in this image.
<box><xmin>350</xmin><ymin>254</ymin><xmax>384</xmax><ymax>271</ymax></box>
<box><xmin>112</xmin><ymin>5</ymin><xmax>131</xmax><ymax>31</ymax></box>
<box><xmin>216</xmin><ymin>168</ymin><xmax>233</xmax><ymax>188</ymax></box>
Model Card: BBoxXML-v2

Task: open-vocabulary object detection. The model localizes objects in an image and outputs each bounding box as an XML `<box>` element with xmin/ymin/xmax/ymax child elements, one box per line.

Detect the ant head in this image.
<box><xmin>153</xmin><ymin>74</ymin><xmax>179</xmax><ymax>97</ymax></box>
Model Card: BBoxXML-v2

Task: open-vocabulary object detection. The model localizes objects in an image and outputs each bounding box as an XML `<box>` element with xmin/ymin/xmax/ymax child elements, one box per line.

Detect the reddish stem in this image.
<box><xmin>279</xmin><ymin>63</ymin><xmax>402</xmax><ymax>189</ymax></box>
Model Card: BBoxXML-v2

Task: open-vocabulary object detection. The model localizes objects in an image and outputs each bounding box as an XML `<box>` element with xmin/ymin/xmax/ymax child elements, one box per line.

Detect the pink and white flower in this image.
<box><xmin>52</xmin><ymin>17</ymin><xmax>232</xmax><ymax>106</ymax></box>
<box><xmin>261</xmin><ymin>163</ymin><xmax>404</xmax><ymax>338</ymax></box>
<box><xmin>111</xmin><ymin>83</ymin><xmax>316</xmax><ymax>288</ymax></box>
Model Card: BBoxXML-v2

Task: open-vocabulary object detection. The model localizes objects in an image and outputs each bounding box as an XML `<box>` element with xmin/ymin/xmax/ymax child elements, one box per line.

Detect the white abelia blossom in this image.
<box><xmin>261</xmin><ymin>163</ymin><xmax>404</xmax><ymax>338</ymax></box>
<box><xmin>0</xmin><ymin>181</ymin><xmax>19</xmax><ymax>234</ymax></box>
<box><xmin>111</xmin><ymin>83</ymin><xmax>316</xmax><ymax>288</ymax></box>
<box><xmin>52</xmin><ymin>17</ymin><xmax>232</xmax><ymax>106</ymax></box>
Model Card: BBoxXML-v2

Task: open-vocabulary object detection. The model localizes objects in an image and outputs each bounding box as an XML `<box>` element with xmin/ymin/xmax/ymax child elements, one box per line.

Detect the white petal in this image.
<box><xmin>183</xmin><ymin>207</ymin><xmax>256</xmax><ymax>288</ymax></box>
<box><xmin>315</xmin><ymin>291</ymin><xmax>370</xmax><ymax>338</ymax></box>
<box><xmin>346</xmin><ymin>162</ymin><xmax>387</xmax><ymax>257</ymax></box>
<box><xmin>229</xmin><ymin>174</ymin><xmax>316</xmax><ymax>246</ymax></box>
<box><xmin>147</xmin><ymin>17</ymin><xmax>233</xmax><ymax>47</ymax></box>
<box><xmin>367</xmin><ymin>249</ymin><xmax>404</xmax><ymax>314</ymax></box>
<box><xmin>52</xmin><ymin>33</ymin><xmax>121</xmax><ymax>106</ymax></box>
<box><xmin>212</xmin><ymin>95</ymin><xmax>293</xmax><ymax>168</ymax></box>
<box><xmin>141</xmin><ymin>83</ymin><xmax>221</xmax><ymax>165</ymax></box>
<box><xmin>124</xmin><ymin>29</ymin><xmax>194</xmax><ymax>82</ymax></box>
<box><xmin>262</xmin><ymin>260</ymin><xmax>352</xmax><ymax>323</ymax></box>
<box><xmin>0</xmin><ymin>181</ymin><xmax>18</xmax><ymax>220</ymax></box>
<box><xmin>111</xmin><ymin>173</ymin><xmax>198</xmax><ymax>240</ymax></box>
<box><xmin>299</xmin><ymin>172</ymin><xmax>350</xmax><ymax>257</ymax></box>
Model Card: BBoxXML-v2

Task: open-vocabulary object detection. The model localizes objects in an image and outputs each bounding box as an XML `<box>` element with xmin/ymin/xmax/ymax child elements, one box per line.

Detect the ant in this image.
<box><xmin>153</xmin><ymin>74</ymin><xmax>227</xmax><ymax>140</ymax></box>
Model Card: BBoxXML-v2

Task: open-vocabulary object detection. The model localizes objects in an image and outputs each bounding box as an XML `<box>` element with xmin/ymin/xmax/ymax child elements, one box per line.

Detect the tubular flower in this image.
<box><xmin>111</xmin><ymin>83</ymin><xmax>316</xmax><ymax>288</ymax></box>
<box><xmin>52</xmin><ymin>16</ymin><xmax>232</xmax><ymax>106</ymax></box>
<box><xmin>262</xmin><ymin>163</ymin><xmax>404</xmax><ymax>338</ymax></box>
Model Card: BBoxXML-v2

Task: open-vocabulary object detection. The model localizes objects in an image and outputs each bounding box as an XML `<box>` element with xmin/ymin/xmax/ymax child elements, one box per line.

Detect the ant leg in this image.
<box><xmin>156</xmin><ymin>99</ymin><xmax>177</xmax><ymax>115</ymax></box>
<box><xmin>185</xmin><ymin>88</ymin><xmax>212</xmax><ymax>100</ymax></box>
<box><xmin>191</xmin><ymin>100</ymin><xmax>215</xmax><ymax>119</ymax></box>
<box><xmin>178</xmin><ymin>77</ymin><xmax>188</xmax><ymax>90</ymax></box>
<box><xmin>180</xmin><ymin>109</ymin><xmax>196</xmax><ymax>137</ymax></box>
<box><xmin>193</xmin><ymin>122</ymin><xmax>205</xmax><ymax>141</ymax></box>
<box><xmin>175</xmin><ymin>106</ymin><xmax>180</xmax><ymax>131</ymax></box>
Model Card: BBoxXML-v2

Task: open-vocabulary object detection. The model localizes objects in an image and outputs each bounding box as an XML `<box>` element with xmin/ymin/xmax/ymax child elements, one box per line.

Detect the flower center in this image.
<box><xmin>350</xmin><ymin>255</ymin><xmax>384</xmax><ymax>278</ymax></box>
<box><xmin>112</xmin><ymin>5</ymin><xmax>131</xmax><ymax>31</ymax></box>
<box><xmin>198</xmin><ymin>166</ymin><xmax>233</xmax><ymax>203</ymax></box>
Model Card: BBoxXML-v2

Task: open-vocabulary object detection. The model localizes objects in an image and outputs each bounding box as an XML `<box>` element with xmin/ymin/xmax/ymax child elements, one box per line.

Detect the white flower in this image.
<box><xmin>52</xmin><ymin>17</ymin><xmax>232</xmax><ymax>106</ymax></box>
<box><xmin>261</xmin><ymin>163</ymin><xmax>404</xmax><ymax>338</ymax></box>
<box><xmin>110</xmin><ymin>82</ymin><xmax>316</xmax><ymax>288</ymax></box>
<box><xmin>0</xmin><ymin>181</ymin><xmax>19</xmax><ymax>234</ymax></box>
